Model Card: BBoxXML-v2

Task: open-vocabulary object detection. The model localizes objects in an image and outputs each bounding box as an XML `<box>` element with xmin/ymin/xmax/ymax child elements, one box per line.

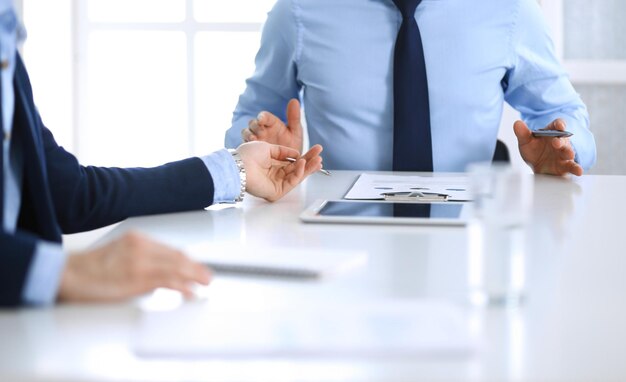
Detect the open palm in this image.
<box><xmin>241</xmin><ymin>99</ymin><xmax>304</xmax><ymax>151</ymax></box>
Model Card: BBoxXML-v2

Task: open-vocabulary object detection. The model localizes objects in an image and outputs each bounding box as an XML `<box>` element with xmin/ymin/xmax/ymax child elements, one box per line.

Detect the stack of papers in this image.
<box><xmin>134</xmin><ymin>300</ymin><xmax>476</xmax><ymax>358</ymax></box>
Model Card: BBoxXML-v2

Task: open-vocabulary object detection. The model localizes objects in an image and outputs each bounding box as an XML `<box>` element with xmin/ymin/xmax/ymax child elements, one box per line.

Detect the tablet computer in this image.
<box><xmin>300</xmin><ymin>199</ymin><xmax>469</xmax><ymax>226</ymax></box>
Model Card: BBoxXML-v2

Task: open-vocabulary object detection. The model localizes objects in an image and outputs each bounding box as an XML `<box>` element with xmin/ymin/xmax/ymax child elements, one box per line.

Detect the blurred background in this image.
<box><xmin>18</xmin><ymin>0</ymin><xmax>274</xmax><ymax>168</ymax></box>
<box><xmin>15</xmin><ymin>0</ymin><xmax>626</xmax><ymax>174</ymax></box>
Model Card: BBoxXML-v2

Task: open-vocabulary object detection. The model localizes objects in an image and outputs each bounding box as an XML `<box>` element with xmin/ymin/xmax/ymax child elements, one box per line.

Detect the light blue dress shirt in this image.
<box><xmin>225</xmin><ymin>0</ymin><xmax>596</xmax><ymax>172</ymax></box>
<box><xmin>0</xmin><ymin>0</ymin><xmax>19</xmax><ymax>231</ymax></box>
<box><xmin>1</xmin><ymin>0</ymin><xmax>239</xmax><ymax>305</ymax></box>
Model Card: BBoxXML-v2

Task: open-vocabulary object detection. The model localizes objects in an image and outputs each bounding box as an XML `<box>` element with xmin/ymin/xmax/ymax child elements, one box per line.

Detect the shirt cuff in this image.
<box><xmin>23</xmin><ymin>241</ymin><xmax>66</xmax><ymax>306</ymax></box>
<box><xmin>199</xmin><ymin>149</ymin><xmax>241</xmax><ymax>204</ymax></box>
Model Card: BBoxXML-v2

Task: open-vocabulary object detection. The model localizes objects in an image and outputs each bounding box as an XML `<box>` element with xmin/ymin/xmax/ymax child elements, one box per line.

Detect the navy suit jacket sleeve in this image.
<box><xmin>1</xmin><ymin>56</ymin><xmax>216</xmax><ymax>306</ymax></box>
<box><xmin>42</xmin><ymin>122</ymin><xmax>216</xmax><ymax>233</ymax></box>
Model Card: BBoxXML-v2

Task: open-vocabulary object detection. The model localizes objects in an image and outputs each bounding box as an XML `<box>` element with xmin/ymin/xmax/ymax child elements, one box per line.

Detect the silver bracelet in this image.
<box><xmin>227</xmin><ymin>149</ymin><xmax>246</xmax><ymax>202</ymax></box>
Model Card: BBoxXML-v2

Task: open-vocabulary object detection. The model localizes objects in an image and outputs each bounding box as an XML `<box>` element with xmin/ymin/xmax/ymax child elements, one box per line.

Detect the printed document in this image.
<box><xmin>344</xmin><ymin>173</ymin><xmax>472</xmax><ymax>201</ymax></box>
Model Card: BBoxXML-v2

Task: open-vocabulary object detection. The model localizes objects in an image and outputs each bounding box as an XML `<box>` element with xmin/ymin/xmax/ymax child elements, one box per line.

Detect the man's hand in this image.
<box><xmin>236</xmin><ymin>141</ymin><xmax>323</xmax><ymax>202</ymax></box>
<box><xmin>241</xmin><ymin>98</ymin><xmax>304</xmax><ymax>151</ymax></box>
<box><xmin>513</xmin><ymin>119</ymin><xmax>583</xmax><ymax>176</ymax></box>
<box><xmin>58</xmin><ymin>232</ymin><xmax>211</xmax><ymax>302</ymax></box>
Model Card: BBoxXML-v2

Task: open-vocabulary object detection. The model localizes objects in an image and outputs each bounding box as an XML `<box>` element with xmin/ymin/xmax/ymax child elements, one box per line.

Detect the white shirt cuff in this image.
<box><xmin>23</xmin><ymin>241</ymin><xmax>66</xmax><ymax>306</ymax></box>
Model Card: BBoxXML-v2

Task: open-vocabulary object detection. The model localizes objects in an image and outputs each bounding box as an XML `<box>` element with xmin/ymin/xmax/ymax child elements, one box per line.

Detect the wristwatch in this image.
<box><xmin>228</xmin><ymin>149</ymin><xmax>247</xmax><ymax>203</ymax></box>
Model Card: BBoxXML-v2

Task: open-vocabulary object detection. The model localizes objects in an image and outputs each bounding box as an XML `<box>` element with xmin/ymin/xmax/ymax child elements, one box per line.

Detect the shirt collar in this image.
<box><xmin>0</xmin><ymin>3</ymin><xmax>26</xmax><ymax>45</ymax></box>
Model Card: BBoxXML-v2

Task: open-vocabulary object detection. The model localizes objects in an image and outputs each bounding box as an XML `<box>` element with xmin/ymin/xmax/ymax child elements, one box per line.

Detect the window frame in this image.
<box><xmin>540</xmin><ymin>0</ymin><xmax>626</xmax><ymax>85</ymax></box>
<box><xmin>71</xmin><ymin>0</ymin><xmax>266</xmax><ymax>160</ymax></box>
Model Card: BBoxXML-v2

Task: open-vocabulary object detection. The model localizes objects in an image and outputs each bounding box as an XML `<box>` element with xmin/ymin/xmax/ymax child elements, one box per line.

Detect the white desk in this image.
<box><xmin>1</xmin><ymin>171</ymin><xmax>626</xmax><ymax>381</ymax></box>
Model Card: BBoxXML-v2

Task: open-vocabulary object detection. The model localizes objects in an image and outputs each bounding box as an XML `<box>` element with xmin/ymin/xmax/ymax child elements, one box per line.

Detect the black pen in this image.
<box><xmin>285</xmin><ymin>157</ymin><xmax>331</xmax><ymax>176</ymax></box>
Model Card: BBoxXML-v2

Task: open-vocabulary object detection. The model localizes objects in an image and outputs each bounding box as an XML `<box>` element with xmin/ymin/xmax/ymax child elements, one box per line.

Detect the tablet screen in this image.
<box><xmin>317</xmin><ymin>201</ymin><xmax>463</xmax><ymax>219</ymax></box>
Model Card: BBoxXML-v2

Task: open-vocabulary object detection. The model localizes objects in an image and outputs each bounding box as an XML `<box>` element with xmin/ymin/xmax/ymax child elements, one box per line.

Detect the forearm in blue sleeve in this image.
<box><xmin>504</xmin><ymin>0</ymin><xmax>597</xmax><ymax>170</ymax></box>
<box><xmin>506</xmin><ymin>78</ymin><xmax>597</xmax><ymax>170</ymax></box>
<box><xmin>22</xmin><ymin>241</ymin><xmax>66</xmax><ymax>306</ymax></box>
<box><xmin>200</xmin><ymin>149</ymin><xmax>240</xmax><ymax>204</ymax></box>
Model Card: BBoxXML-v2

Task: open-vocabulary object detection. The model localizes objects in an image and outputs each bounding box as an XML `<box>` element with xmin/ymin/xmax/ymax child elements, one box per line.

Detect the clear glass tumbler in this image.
<box><xmin>466</xmin><ymin>163</ymin><xmax>534</xmax><ymax>307</ymax></box>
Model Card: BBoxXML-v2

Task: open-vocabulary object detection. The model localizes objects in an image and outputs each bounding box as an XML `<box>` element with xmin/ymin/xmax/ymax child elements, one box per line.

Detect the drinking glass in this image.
<box><xmin>466</xmin><ymin>163</ymin><xmax>534</xmax><ymax>307</ymax></box>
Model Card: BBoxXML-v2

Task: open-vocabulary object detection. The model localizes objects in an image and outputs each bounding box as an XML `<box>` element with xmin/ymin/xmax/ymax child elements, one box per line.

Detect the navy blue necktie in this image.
<box><xmin>391</xmin><ymin>0</ymin><xmax>433</xmax><ymax>172</ymax></box>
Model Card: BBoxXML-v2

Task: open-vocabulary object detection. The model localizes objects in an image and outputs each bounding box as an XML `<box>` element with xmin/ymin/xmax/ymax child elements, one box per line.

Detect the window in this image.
<box><xmin>23</xmin><ymin>0</ymin><xmax>276</xmax><ymax>167</ymax></box>
<box><xmin>541</xmin><ymin>0</ymin><xmax>626</xmax><ymax>175</ymax></box>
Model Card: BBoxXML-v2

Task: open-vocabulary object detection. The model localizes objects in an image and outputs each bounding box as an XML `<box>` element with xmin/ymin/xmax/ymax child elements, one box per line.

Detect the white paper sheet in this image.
<box><xmin>344</xmin><ymin>173</ymin><xmax>472</xmax><ymax>201</ymax></box>
<box><xmin>134</xmin><ymin>300</ymin><xmax>476</xmax><ymax>359</ymax></box>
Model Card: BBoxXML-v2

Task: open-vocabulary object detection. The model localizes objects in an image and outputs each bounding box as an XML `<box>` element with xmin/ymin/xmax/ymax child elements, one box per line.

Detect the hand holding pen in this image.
<box><xmin>236</xmin><ymin>142</ymin><xmax>324</xmax><ymax>202</ymax></box>
<box><xmin>513</xmin><ymin>118</ymin><xmax>582</xmax><ymax>177</ymax></box>
<box><xmin>531</xmin><ymin>128</ymin><xmax>573</xmax><ymax>138</ymax></box>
